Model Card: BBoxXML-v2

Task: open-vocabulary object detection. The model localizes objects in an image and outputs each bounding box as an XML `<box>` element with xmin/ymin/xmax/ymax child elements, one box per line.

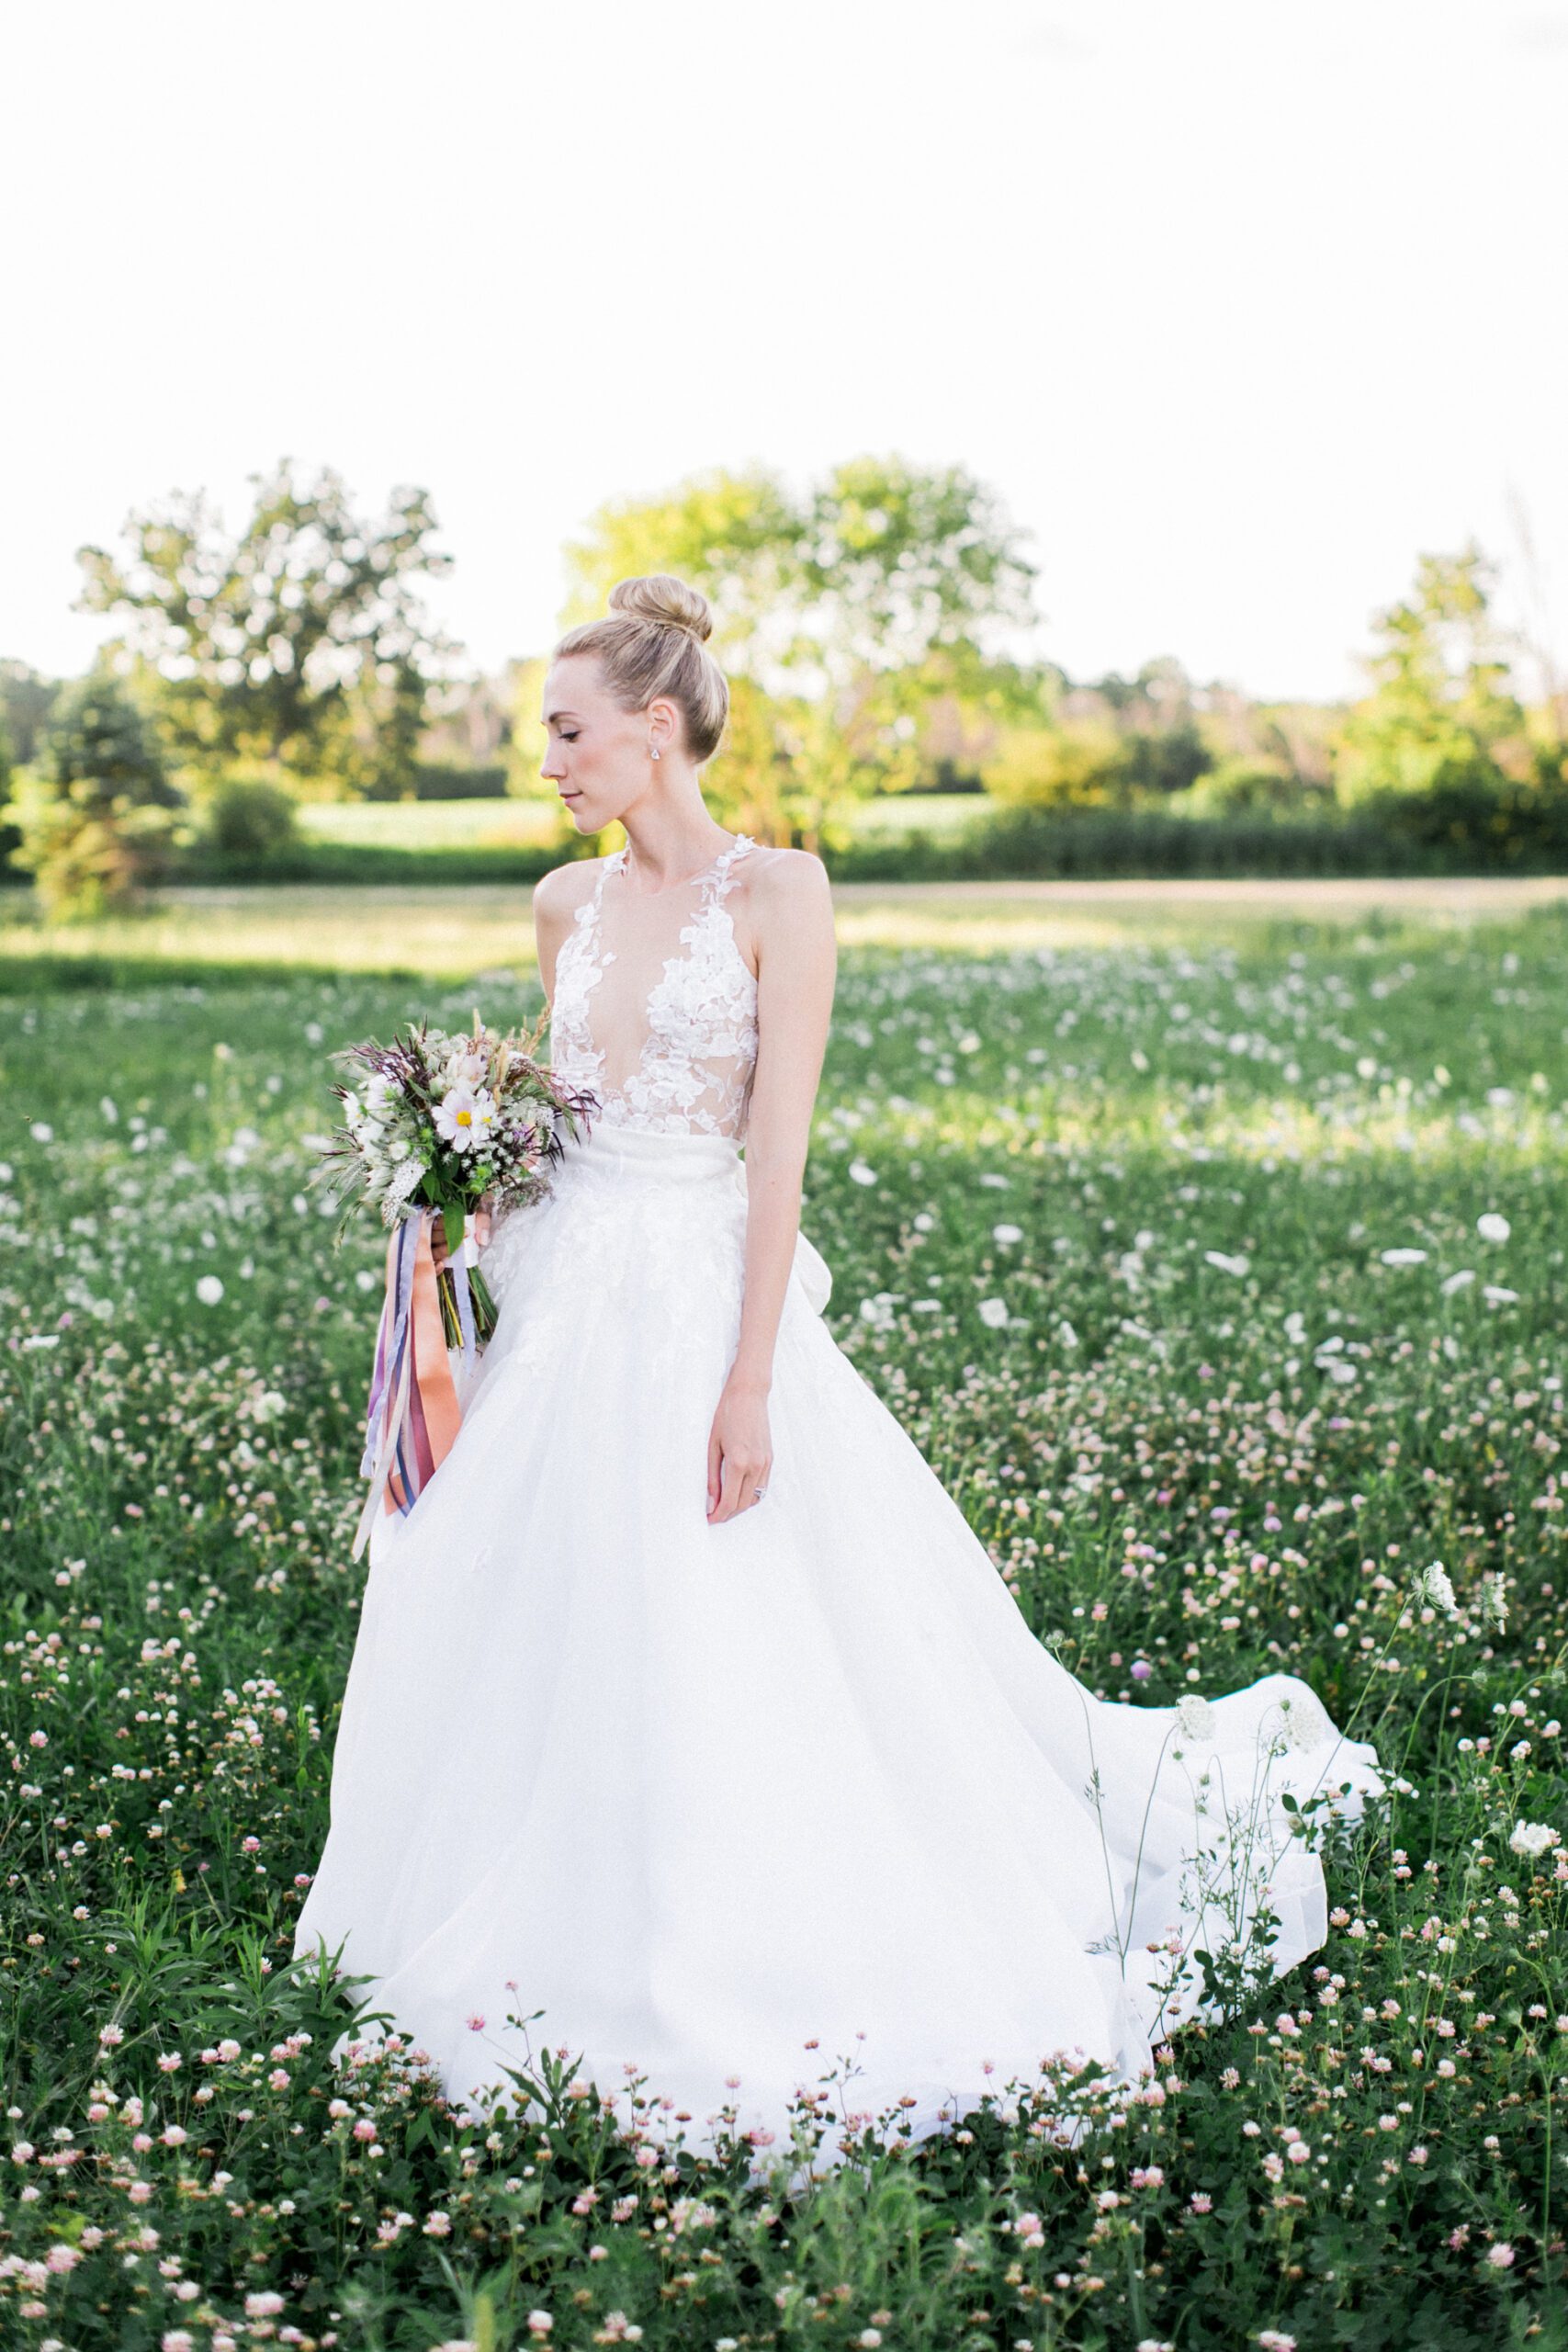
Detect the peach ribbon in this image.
<box><xmin>352</xmin><ymin>1212</ymin><xmax>467</xmax><ymax>1561</ymax></box>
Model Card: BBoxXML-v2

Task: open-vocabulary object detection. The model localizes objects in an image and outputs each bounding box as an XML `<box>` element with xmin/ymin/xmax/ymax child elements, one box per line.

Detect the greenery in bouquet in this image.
<box><xmin>316</xmin><ymin>1009</ymin><xmax>599</xmax><ymax>1345</ymax></box>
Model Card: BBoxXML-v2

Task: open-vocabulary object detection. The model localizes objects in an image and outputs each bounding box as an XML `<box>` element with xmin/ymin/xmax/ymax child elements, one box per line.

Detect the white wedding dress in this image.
<box><xmin>293</xmin><ymin>831</ymin><xmax>1384</xmax><ymax>2161</ymax></box>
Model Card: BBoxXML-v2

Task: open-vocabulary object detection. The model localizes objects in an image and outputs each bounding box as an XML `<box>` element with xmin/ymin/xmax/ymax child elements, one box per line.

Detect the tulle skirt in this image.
<box><xmin>292</xmin><ymin>1121</ymin><xmax>1384</xmax><ymax>2162</ymax></box>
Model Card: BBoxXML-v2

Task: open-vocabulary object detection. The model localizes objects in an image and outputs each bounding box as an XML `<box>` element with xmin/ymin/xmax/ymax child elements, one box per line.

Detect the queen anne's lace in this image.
<box><xmin>550</xmin><ymin>834</ymin><xmax>761</xmax><ymax>1140</ymax></box>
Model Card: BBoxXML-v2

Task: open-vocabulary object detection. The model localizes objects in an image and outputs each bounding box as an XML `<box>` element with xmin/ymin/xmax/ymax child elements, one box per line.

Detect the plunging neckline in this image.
<box><xmin>591</xmin><ymin>832</ymin><xmax>759</xmax><ymax>988</ymax></box>
<box><xmin>545</xmin><ymin>834</ymin><xmax>761</xmax><ymax>1139</ymax></box>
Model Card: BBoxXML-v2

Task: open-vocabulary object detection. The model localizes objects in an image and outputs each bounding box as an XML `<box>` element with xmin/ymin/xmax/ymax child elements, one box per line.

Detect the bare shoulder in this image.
<box><xmin>738</xmin><ymin>846</ymin><xmax>834</xmax><ymax>982</ymax></box>
<box><xmin>533</xmin><ymin>854</ymin><xmax>607</xmax><ymax>928</ymax></box>
<box><xmin>740</xmin><ymin>843</ymin><xmax>833</xmax><ymax>915</ymax></box>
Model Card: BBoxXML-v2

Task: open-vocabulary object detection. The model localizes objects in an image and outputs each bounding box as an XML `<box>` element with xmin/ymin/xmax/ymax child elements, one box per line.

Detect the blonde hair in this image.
<box><xmin>553</xmin><ymin>574</ymin><xmax>729</xmax><ymax>765</ymax></box>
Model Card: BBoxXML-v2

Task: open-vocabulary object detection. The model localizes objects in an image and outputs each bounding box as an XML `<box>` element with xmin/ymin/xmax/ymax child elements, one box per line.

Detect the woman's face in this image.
<box><xmin>540</xmin><ymin>654</ymin><xmax>660</xmax><ymax>833</ymax></box>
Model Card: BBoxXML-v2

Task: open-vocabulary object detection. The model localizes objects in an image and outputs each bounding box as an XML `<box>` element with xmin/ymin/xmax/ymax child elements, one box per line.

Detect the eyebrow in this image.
<box><xmin>543</xmin><ymin>709</ymin><xmax>581</xmax><ymax>726</ymax></box>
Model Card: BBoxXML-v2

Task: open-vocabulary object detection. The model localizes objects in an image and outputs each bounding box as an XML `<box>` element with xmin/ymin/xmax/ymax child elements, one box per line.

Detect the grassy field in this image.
<box><xmin>3</xmin><ymin>892</ymin><xmax>1567</xmax><ymax>2346</ymax></box>
<box><xmin>7</xmin><ymin>872</ymin><xmax>1568</xmax><ymax>985</ymax></box>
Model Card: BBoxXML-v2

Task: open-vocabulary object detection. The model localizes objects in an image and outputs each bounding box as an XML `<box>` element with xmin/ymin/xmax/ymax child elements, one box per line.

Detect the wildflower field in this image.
<box><xmin>3</xmin><ymin>892</ymin><xmax>1567</xmax><ymax>2350</ymax></box>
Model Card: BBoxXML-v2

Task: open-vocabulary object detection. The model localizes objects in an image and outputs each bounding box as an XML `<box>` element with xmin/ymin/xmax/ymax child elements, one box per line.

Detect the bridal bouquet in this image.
<box><xmin>316</xmin><ymin>1009</ymin><xmax>599</xmax><ymax>1556</ymax></box>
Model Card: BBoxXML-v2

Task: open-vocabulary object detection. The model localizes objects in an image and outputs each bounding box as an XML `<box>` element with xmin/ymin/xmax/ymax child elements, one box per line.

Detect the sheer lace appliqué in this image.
<box><xmin>549</xmin><ymin>834</ymin><xmax>761</xmax><ymax>1140</ymax></box>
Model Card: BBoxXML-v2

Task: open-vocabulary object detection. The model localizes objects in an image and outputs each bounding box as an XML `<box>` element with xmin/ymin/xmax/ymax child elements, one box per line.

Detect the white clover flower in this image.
<box><xmin>196</xmin><ymin>1275</ymin><xmax>225</xmax><ymax>1306</ymax></box>
<box><xmin>1058</xmin><ymin>1318</ymin><xmax>1079</xmax><ymax>1349</ymax></box>
<box><xmin>1479</xmin><ymin>1572</ymin><xmax>1508</xmax><ymax>1632</ymax></box>
<box><xmin>1483</xmin><ymin>1285</ymin><xmax>1519</xmax><ymax>1306</ymax></box>
<box><xmin>1476</xmin><ymin>1212</ymin><xmax>1510</xmax><ymax>1244</ymax></box>
<box><xmin>977</xmin><ymin>1297</ymin><xmax>1010</xmax><ymax>1329</ymax></box>
<box><xmin>1508</xmin><ymin>1821</ymin><xmax>1560</xmax><ymax>1859</ymax></box>
<box><xmin>29</xmin><ymin>1120</ymin><xmax>53</xmax><ymax>1143</ymax></box>
<box><xmin>848</xmin><ymin>1159</ymin><xmax>878</xmax><ymax>1186</ymax></box>
<box><xmin>1380</xmin><ymin>1248</ymin><xmax>1427</xmax><ymax>1266</ymax></box>
<box><xmin>1204</xmin><ymin>1250</ymin><xmax>1249</xmax><ymax>1277</ymax></box>
<box><xmin>993</xmin><ymin>1223</ymin><xmax>1023</xmax><ymax>1245</ymax></box>
<box><xmin>1440</xmin><ymin>1268</ymin><xmax>1475</xmax><ymax>1295</ymax></box>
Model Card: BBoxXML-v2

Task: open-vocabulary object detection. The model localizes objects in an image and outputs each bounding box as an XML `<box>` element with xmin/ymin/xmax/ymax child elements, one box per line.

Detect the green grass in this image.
<box><xmin>6</xmin><ymin>873</ymin><xmax>1568</xmax><ymax>990</ymax></box>
<box><xmin>3</xmin><ymin>901</ymin><xmax>1567</xmax><ymax>2345</ymax></box>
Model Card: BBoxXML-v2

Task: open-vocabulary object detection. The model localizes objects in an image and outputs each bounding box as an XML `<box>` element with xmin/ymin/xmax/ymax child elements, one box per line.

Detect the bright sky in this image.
<box><xmin>6</xmin><ymin>0</ymin><xmax>1565</xmax><ymax>705</ymax></box>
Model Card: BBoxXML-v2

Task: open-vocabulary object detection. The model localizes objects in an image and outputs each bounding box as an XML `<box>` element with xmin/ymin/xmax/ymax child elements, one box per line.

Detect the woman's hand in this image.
<box><xmin>427</xmin><ymin>1197</ymin><xmax>494</xmax><ymax>1277</ymax></box>
<box><xmin>706</xmin><ymin>1372</ymin><xmax>773</xmax><ymax>1524</ymax></box>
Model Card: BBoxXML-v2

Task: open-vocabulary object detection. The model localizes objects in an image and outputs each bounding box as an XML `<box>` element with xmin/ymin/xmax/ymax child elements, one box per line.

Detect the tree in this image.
<box><xmin>561</xmin><ymin>455</ymin><xmax>1044</xmax><ymax>849</ymax></box>
<box><xmin>1334</xmin><ymin>544</ymin><xmax>1534</xmax><ymax>805</ymax></box>
<box><xmin>0</xmin><ymin>660</ymin><xmax>62</xmax><ymax>765</ymax></box>
<box><xmin>9</xmin><ymin>672</ymin><xmax>186</xmax><ymax>917</ymax></box>
<box><xmin>75</xmin><ymin>460</ymin><xmax>458</xmax><ymax>798</ymax></box>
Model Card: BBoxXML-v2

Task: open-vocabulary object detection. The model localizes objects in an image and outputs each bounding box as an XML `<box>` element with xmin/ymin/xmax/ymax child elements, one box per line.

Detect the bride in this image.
<box><xmin>292</xmin><ymin>572</ymin><xmax>1384</xmax><ymax>2163</ymax></box>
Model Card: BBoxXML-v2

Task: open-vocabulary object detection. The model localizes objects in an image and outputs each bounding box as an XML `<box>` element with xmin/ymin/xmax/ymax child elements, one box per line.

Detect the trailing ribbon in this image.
<box><xmin>352</xmin><ymin>1210</ymin><xmax>481</xmax><ymax>1561</ymax></box>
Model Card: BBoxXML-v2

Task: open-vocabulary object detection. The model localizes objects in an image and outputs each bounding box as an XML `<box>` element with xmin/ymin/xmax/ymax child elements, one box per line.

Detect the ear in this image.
<box><xmin>647</xmin><ymin>695</ymin><xmax>680</xmax><ymax>757</ymax></box>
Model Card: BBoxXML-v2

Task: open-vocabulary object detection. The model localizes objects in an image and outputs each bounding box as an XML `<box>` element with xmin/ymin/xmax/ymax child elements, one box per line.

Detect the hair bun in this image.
<box><xmin>606</xmin><ymin>573</ymin><xmax>713</xmax><ymax>643</ymax></box>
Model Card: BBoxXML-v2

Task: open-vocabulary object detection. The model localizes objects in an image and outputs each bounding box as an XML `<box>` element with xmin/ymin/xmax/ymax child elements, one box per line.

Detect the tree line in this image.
<box><xmin>3</xmin><ymin>454</ymin><xmax>1565</xmax><ymax>914</ymax></box>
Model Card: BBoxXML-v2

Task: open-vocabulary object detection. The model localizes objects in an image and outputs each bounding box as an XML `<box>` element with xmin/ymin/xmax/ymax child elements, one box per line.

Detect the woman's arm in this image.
<box><xmin>707</xmin><ymin>850</ymin><xmax>837</xmax><ymax>1521</ymax></box>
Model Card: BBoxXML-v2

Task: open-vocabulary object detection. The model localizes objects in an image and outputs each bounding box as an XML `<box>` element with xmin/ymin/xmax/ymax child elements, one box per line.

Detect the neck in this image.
<box><xmin>616</xmin><ymin>815</ymin><xmax>737</xmax><ymax>894</ymax></box>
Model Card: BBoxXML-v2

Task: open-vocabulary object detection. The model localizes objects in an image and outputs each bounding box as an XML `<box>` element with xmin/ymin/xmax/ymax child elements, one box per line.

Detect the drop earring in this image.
<box><xmin>649</xmin><ymin>742</ymin><xmax>661</xmax><ymax>761</ymax></box>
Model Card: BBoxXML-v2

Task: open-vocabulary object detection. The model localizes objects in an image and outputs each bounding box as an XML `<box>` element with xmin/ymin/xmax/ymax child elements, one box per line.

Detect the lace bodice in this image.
<box><xmin>549</xmin><ymin>832</ymin><xmax>761</xmax><ymax>1141</ymax></box>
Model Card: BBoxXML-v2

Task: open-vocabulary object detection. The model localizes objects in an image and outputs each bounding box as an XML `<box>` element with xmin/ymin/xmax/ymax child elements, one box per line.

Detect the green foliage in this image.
<box><xmin>7</xmin><ymin>672</ymin><xmax>186</xmax><ymax>918</ymax></box>
<box><xmin>561</xmin><ymin>454</ymin><xmax>1043</xmax><ymax>848</ymax></box>
<box><xmin>1359</xmin><ymin>765</ymin><xmax>1568</xmax><ymax>866</ymax></box>
<box><xmin>982</xmin><ymin>715</ymin><xmax>1132</xmax><ymax>806</ymax></box>
<box><xmin>201</xmin><ymin>769</ymin><xmax>303</xmax><ymax>865</ymax></box>
<box><xmin>977</xmin><ymin>659</ymin><xmax>1215</xmax><ymax>814</ymax></box>
<box><xmin>0</xmin><ymin>655</ymin><xmax>62</xmax><ymax>765</ymax></box>
<box><xmin>74</xmin><ymin>459</ymin><xmax>457</xmax><ymax>799</ymax></box>
<box><xmin>0</xmin><ymin>718</ymin><xmax>15</xmax><ymax>877</ymax></box>
<box><xmin>1120</xmin><ymin>716</ymin><xmax>1213</xmax><ymax>797</ymax></box>
<box><xmin>412</xmin><ymin>760</ymin><xmax>509</xmax><ymax>800</ymax></box>
<box><xmin>1335</xmin><ymin>544</ymin><xmax>1535</xmax><ymax>807</ymax></box>
<box><xmin>1176</xmin><ymin>755</ymin><xmax>1328</xmax><ymax>819</ymax></box>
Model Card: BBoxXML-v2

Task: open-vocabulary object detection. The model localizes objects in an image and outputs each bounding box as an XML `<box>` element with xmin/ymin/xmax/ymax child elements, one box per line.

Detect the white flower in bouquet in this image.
<box><xmin>383</xmin><ymin>1159</ymin><xmax>431</xmax><ymax>1216</ymax></box>
<box><xmin>435</xmin><ymin>1085</ymin><xmax>498</xmax><ymax>1152</ymax></box>
<box><xmin>444</xmin><ymin>1044</ymin><xmax>491</xmax><ymax>1089</ymax></box>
